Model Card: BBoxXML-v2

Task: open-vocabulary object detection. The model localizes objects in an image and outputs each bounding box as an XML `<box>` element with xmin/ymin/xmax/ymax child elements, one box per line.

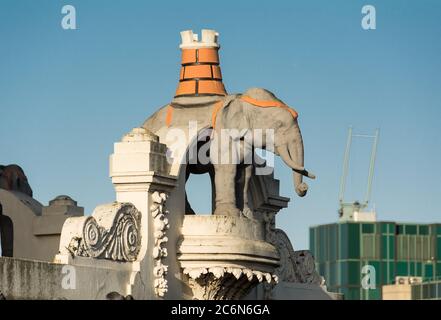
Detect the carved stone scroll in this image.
<box><xmin>65</xmin><ymin>202</ymin><xmax>141</xmax><ymax>262</ymax></box>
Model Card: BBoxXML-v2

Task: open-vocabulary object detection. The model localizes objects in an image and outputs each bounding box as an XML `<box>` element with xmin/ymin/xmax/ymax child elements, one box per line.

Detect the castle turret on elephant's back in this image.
<box><xmin>175</xmin><ymin>29</ymin><xmax>227</xmax><ymax>98</ymax></box>
<box><xmin>142</xmin><ymin>29</ymin><xmax>315</xmax><ymax>217</ymax></box>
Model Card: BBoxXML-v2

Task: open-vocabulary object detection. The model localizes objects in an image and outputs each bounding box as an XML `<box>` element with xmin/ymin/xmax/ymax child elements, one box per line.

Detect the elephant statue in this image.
<box><xmin>142</xmin><ymin>87</ymin><xmax>315</xmax><ymax>217</ymax></box>
<box><xmin>0</xmin><ymin>164</ymin><xmax>33</xmax><ymax>197</ymax></box>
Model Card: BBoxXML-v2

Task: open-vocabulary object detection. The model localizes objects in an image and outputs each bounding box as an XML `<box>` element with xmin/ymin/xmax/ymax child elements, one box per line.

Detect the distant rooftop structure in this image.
<box><xmin>339</xmin><ymin>202</ymin><xmax>376</xmax><ymax>222</ymax></box>
<box><xmin>383</xmin><ymin>277</ymin><xmax>441</xmax><ymax>300</ymax></box>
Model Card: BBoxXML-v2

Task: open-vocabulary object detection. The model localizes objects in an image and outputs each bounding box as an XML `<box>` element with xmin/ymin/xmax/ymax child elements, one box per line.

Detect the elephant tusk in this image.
<box><xmin>301</xmin><ymin>170</ymin><xmax>316</xmax><ymax>180</ymax></box>
<box><xmin>277</xmin><ymin>145</ymin><xmax>304</xmax><ymax>171</ymax></box>
<box><xmin>277</xmin><ymin>145</ymin><xmax>316</xmax><ymax>179</ymax></box>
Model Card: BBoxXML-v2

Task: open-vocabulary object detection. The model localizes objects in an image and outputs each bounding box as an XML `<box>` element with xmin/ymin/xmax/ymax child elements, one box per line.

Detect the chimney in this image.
<box><xmin>175</xmin><ymin>29</ymin><xmax>227</xmax><ymax>97</ymax></box>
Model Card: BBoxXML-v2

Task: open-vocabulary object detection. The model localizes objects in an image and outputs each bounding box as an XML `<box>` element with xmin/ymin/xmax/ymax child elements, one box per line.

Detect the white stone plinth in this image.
<box><xmin>178</xmin><ymin>215</ymin><xmax>279</xmax><ymax>299</ymax></box>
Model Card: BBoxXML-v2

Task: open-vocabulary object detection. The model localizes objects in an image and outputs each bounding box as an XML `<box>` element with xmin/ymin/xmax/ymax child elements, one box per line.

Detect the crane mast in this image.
<box><xmin>338</xmin><ymin>127</ymin><xmax>379</xmax><ymax>222</ymax></box>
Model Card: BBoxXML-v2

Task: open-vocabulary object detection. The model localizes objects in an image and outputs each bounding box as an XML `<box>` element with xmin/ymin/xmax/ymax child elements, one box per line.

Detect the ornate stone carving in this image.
<box><xmin>151</xmin><ymin>191</ymin><xmax>169</xmax><ymax>297</ymax></box>
<box><xmin>260</xmin><ymin>227</ymin><xmax>325</xmax><ymax>299</ymax></box>
<box><xmin>271</xmin><ymin>229</ymin><xmax>298</xmax><ymax>282</ymax></box>
<box><xmin>271</xmin><ymin>229</ymin><xmax>323</xmax><ymax>285</ymax></box>
<box><xmin>292</xmin><ymin>250</ymin><xmax>323</xmax><ymax>285</ymax></box>
<box><xmin>183</xmin><ymin>267</ymin><xmax>278</xmax><ymax>300</ymax></box>
<box><xmin>66</xmin><ymin>202</ymin><xmax>141</xmax><ymax>262</ymax></box>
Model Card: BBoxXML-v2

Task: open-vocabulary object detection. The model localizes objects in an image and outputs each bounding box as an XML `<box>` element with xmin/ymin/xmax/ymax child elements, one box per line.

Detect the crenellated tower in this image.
<box><xmin>175</xmin><ymin>29</ymin><xmax>227</xmax><ymax>97</ymax></box>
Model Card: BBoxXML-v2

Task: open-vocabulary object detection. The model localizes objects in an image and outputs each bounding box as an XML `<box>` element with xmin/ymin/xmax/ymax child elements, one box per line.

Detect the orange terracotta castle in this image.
<box><xmin>175</xmin><ymin>30</ymin><xmax>227</xmax><ymax>97</ymax></box>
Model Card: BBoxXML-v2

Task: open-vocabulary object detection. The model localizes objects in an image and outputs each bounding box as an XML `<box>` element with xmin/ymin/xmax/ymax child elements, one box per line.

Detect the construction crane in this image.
<box><xmin>338</xmin><ymin>126</ymin><xmax>379</xmax><ymax>222</ymax></box>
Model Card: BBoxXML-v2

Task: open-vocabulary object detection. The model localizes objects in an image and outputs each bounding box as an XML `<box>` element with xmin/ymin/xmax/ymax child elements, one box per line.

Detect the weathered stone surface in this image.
<box><xmin>0</xmin><ymin>256</ymin><xmax>135</xmax><ymax>300</ymax></box>
<box><xmin>58</xmin><ymin>202</ymin><xmax>142</xmax><ymax>262</ymax></box>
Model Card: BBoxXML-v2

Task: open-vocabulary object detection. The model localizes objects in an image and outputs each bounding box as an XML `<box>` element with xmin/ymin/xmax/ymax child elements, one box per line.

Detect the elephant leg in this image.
<box><xmin>242</xmin><ymin>164</ymin><xmax>253</xmax><ymax>218</ymax></box>
<box><xmin>184</xmin><ymin>165</ymin><xmax>195</xmax><ymax>215</ymax></box>
<box><xmin>213</xmin><ymin>164</ymin><xmax>240</xmax><ymax>217</ymax></box>
<box><xmin>209</xmin><ymin>167</ymin><xmax>216</xmax><ymax>214</ymax></box>
<box><xmin>234</xmin><ymin>164</ymin><xmax>244</xmax><ymax>211</ymax></box>
<box><xmin>185</xmin><ymin>193</ymin><xmax>196</xmax><ymax>215</ymax></box>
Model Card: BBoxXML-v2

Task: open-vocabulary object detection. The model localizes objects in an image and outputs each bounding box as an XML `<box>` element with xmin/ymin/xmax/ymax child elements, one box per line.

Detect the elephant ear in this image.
<box><xmin>219</xmin><ymin>97</ymin><xmax>250</xmax><ymax>138</ymax></box>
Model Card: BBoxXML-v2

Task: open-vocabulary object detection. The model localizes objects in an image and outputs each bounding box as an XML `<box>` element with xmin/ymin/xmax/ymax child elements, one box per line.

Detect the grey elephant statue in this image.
<box><xmin>142</xmin><ymin>87</ymin><xmax>315</xmax><ymax>217</ymax></box>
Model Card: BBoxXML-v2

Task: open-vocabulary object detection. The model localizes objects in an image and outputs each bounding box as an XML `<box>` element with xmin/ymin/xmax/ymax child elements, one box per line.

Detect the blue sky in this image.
<box><xmin>1</xmin><ymin>0</ymin><xmax>440</xmax><ymax>249</ymax></box>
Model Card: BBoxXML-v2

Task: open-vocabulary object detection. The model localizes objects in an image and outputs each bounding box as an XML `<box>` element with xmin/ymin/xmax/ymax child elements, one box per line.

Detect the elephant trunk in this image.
<box><xmin>276</xmin><ymin>128</ymin><xmax>315</xmax><ymax>197</ymax></box>
<box><xmin>289</xmin><ymin>140</ymin><xmax>308</xmax><ymax>197</ymax></box>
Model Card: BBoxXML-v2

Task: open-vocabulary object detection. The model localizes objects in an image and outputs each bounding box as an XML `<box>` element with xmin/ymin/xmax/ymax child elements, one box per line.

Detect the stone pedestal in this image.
<box><xmin>178</xmin><ymin>215</ymin><xmax>279</xmax><ymax>300</ymax></box>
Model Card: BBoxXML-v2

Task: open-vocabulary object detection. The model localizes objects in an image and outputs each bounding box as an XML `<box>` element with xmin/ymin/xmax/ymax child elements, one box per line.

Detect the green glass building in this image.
<box><xmin>309</xmin><ymin>221</ymin><xmax>441</xmax><ymax>300</ymax></box>
<box><xmin>410</xmin><ymin>279</ymin><xmax>441</xmax><ymax>300</ymax></box>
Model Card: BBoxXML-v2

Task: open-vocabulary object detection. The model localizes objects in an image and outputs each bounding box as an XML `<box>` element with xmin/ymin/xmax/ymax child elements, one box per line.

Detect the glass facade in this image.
<box><xmin>310</xmin><ymin>222</ymin><xmax>441</xmax><ymax>300</ymax></box>
<box><xmin>411</xmin><ymin>280</ymin><xmax>441</xmax><ymax>300</ymax></box>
